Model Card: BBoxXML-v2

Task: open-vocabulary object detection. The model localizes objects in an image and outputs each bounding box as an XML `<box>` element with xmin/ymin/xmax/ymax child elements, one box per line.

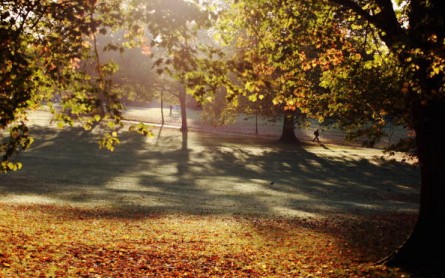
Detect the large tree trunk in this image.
<box><xmin>385</xmin><ymin>98</ymin><xmax>445</xmax><ymax>276</ymax></box>
<box><xmin>279</xmin><ymin>110</ymin><xmax>300</xmax><ymax>143</ymax></box>
<box><xmin>326</xmin><ymin>0</ymin><xmax>445</xmax><ymax>274</ymax></box>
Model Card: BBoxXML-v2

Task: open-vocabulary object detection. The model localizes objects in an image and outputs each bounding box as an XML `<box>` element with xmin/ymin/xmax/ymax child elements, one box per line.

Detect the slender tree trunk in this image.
<box><xmin>160</xmin><ymin>91</ymin><xmax>164</xmax><ymax>126</ymax></box>
<box><xmin>384</xmin><ymin>98</ymin><xmax>445</xmax><ymax>276</ymax></box>
<box><xmin>255</xmin><ymin>111</ymin><xmax>258</xmax><ymax>135</ymax></box>
<box><xmin>279</xmin><ymin>110</ymin><xmax>300</xmax><ymax>143</ymax></box>
<box><xmin>179</xmin><ymin>87</ymin><xmax>188</xmax><ymax>132</ymax></box>
<box><xmin>181</xmin><ymin>129</ymin><xmax>188</xmax><ymax>151</ymax></box>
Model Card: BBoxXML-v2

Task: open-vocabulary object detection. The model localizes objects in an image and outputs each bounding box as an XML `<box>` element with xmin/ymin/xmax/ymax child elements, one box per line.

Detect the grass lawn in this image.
<box><xmin>0</xmin><ymin>110</ymin><xmax>420</xmax><ymax>277</ymax></box>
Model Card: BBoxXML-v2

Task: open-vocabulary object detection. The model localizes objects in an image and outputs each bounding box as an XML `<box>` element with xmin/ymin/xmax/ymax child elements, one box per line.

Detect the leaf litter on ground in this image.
<box><xmin>0</xmin><ymin>204</ymin><xmax>416</xmax><ymax>277</ymax></box>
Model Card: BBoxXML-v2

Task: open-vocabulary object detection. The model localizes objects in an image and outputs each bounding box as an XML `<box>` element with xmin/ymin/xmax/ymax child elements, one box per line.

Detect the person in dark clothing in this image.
<box><xmin>313</xmin><ymin>128</ymin><xmax>320</xmax><ymax>142</ymax></box>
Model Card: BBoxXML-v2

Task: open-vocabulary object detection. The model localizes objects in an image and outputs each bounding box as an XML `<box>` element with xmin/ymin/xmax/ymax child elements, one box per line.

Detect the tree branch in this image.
<box><xmin>328</xmin><ymin>0</ymin><xmax>407</xmax><ymax>49</ymax></box>
<box><xmin>328</xmin><ymin>0</ymin><xmax>375</xmax><ymax>23</ymax></box>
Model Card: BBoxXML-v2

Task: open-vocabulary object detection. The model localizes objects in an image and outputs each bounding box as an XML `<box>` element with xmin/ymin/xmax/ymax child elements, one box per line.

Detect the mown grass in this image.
<box><xmin>0</xmin><ymin>204</ymin><xmax>415</xmax><ymax>277</ymax></box>
<box><xmin>1</xmin><ymin>111</ymin><xmax>419</xmax><ymax>277</ymax></box>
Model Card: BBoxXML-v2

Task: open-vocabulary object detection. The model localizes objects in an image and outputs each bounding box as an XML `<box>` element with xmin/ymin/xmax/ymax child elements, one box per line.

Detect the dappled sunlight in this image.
<box><xmin>271</xmin><ymin>206</ymin><xmax>320</xmax><ymax>218</ymax></box>
<box><xmin>3</xmin><ymin>195</ymin><xmax>62</xmax><ymax>205</ymax></box>
<box><xmin>1</xmin><ymin>0</ymin><xmax>441</xmax><ymax>273</ymax></box>
<box><xmin>0</xmin><ymin>119</ymin><xmax>419</xmax><ymax>276</ymax></box>
<box><xmin>232</xmin><ymin>183</ymin><xmax>267</xmax><ymax>194</ymax></box>
<box><xmin>395</xmin><ymin>183</ymin><xmax>418</xmax><ymax>193</ymax></box>
<box><xmin>0</xmin><ymin>118</ymin><xmax>420</xmax><ymax>218</ymax></box>
<box><xmin>105</xmin><ymin>180</ymin><xmax>162</xmax><ymax>192</ymax></box>
<box><xmin>243</xmin><ymin>163</ymin><xmax>264</xmax><ymax>173</ymax></box>
<box><xmin>306</xmin><ymin>158</ymin><xmax>323</xmax><ymax>168</ymax></box>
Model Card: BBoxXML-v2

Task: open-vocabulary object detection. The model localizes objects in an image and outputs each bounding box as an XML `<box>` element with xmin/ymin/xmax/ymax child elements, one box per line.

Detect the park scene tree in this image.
<box><xmin>195</xmin><ymin>0</ymin><xmax>444</xmax><ymax>272</ymax></box>
<box><xmin>1</xmin><ymin>0</ymin><xmax>443</xmax><ymax>276</ymax></box>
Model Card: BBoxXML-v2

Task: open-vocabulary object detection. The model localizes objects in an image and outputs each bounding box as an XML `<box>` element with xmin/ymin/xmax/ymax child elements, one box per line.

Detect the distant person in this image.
<box><xmin>169</xmin><ymin>105</ymin><xmax>173</xmax><ymax>116</ymax></box>
<box><xmin>313</xmin><ymin>128</ymin><xmax>320</xmax><ymax>143</ymax></box>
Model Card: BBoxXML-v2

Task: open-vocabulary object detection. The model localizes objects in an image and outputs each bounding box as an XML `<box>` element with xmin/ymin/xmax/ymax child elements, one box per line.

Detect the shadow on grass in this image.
<box><xmin>0</xmin><ymin>126</ymin><xmax>144</xmax><ymax>202</ymax></box>
<box><xmin>0</xmin><ymin>125</ymin><xmax>420</xmax><ymax>219</ymax></box>
<box><xmin>0</xmin><ymin>124</ymin><xmax>422</xmax><ymax>271</ymax></box>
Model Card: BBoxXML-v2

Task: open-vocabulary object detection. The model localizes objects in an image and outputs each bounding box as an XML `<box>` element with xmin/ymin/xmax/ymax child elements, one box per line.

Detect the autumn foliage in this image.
<box><xmin>0</xmin><ymin>204</ymin><xmax>415</xmax><ymax>277</ymax></box>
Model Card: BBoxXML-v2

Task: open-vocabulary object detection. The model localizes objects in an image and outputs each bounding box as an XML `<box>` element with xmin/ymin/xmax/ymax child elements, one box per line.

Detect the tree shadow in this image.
<box><xmin>319</xmin><ymin>143</ymin><xmax>330</xmax><ymax>150</ymax></box>
<box><xmin>104</xmin><ymin>130</ymin><xmax>419</xmax><ymax>218</ymax></box>
<box><xmin>0</xmin><ymin>125</ymin><xmax>146</xmax><ymax>206</ymax></box>
<box><xmin>0</xmin><ymin>124</ymin><xmax>421</xmax><ymax>268</ymax></box>
<box><xmin>0</xmin><ymin>125</ymin><xmax>420</xmax><ymax>219</ymax></box>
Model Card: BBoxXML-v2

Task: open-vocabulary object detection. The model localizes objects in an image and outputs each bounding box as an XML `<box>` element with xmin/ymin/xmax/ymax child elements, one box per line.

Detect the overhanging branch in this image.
<box><xmin>328</xmin><ymin>0</ymin><xmax>407</xmax><ymax>49</ymax></box>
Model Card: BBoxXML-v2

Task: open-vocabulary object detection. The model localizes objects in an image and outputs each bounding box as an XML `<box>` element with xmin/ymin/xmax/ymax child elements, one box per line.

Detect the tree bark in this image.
<box><xmin>382</xmin><ymin>0</ymin><xmax>445</xmax><ymax>272</ymax></box>
<box><xmin>179</xmin><ymin>87</ymin><xmax>188</xmax><ymax>132</ymax></box>
<box><xmin>384</xmin><ymin>98</ymin><xmax>445</xmax><ymax>276</ymax></box>
<box><xmin>160</xmin><ymin>91</ymin><xmax>164</xmax><ymax>126</ymax></box>
<box><xmin>255</xmin><ymin>111</ymin><xmax>258</xmax><ymax>135</ymax></box>
<box><xmin>319</xmin><ymin>0</ymin><xmax>445</xmax><ymax>275</ymax></box>
<box><xmin>279</xmin><ymin>110</ymin><xmax>300</xmax><ymax>143</ymax></box>
<box><xmin>328</xmin><ymin>1</ymin><xmax>445</xmax><ymax>274</ymax></box>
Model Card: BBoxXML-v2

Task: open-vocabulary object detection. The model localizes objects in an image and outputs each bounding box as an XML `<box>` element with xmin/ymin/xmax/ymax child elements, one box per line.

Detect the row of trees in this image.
<box><xmin>1</xmin><ymin>0</ymin><xmax>444</xmax><ymax>275</ymax></box>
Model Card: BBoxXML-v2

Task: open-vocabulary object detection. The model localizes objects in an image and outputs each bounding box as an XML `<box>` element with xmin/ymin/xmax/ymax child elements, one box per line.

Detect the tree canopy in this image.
<box><xmin>1</xmin><ymin>0</ymin><xmax>124</xmax><ymax>171</ymax></box>
<box><xmin>0</xmin><ymin>0</ymin><xmax>207</xmax><ymax>171</ymax></box>
<box><xmin>1</xmin><ymin>0</ymin><xmax>445</xmax><ymax>274</ymax></box>
<box><xmin>188</xmin><ymin>0</ymin><xmax>445</xmax><ymax>273</ymax></box>
<box><xmin>325</xmin><ymin>0</ymin><xmax>445</xmax><ymax>273</ymax></box>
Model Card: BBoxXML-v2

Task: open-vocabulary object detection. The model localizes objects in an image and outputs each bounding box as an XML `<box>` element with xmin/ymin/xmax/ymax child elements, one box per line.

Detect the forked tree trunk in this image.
<box><xmin>384</xmin><ymin>98</ymin><xmax>445</xmax><ymax>276</ymax></box>
<box><xmin>279</xmin><ymin>110</ymin><xmax>300</xmax><ymax>143</ymax></box>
